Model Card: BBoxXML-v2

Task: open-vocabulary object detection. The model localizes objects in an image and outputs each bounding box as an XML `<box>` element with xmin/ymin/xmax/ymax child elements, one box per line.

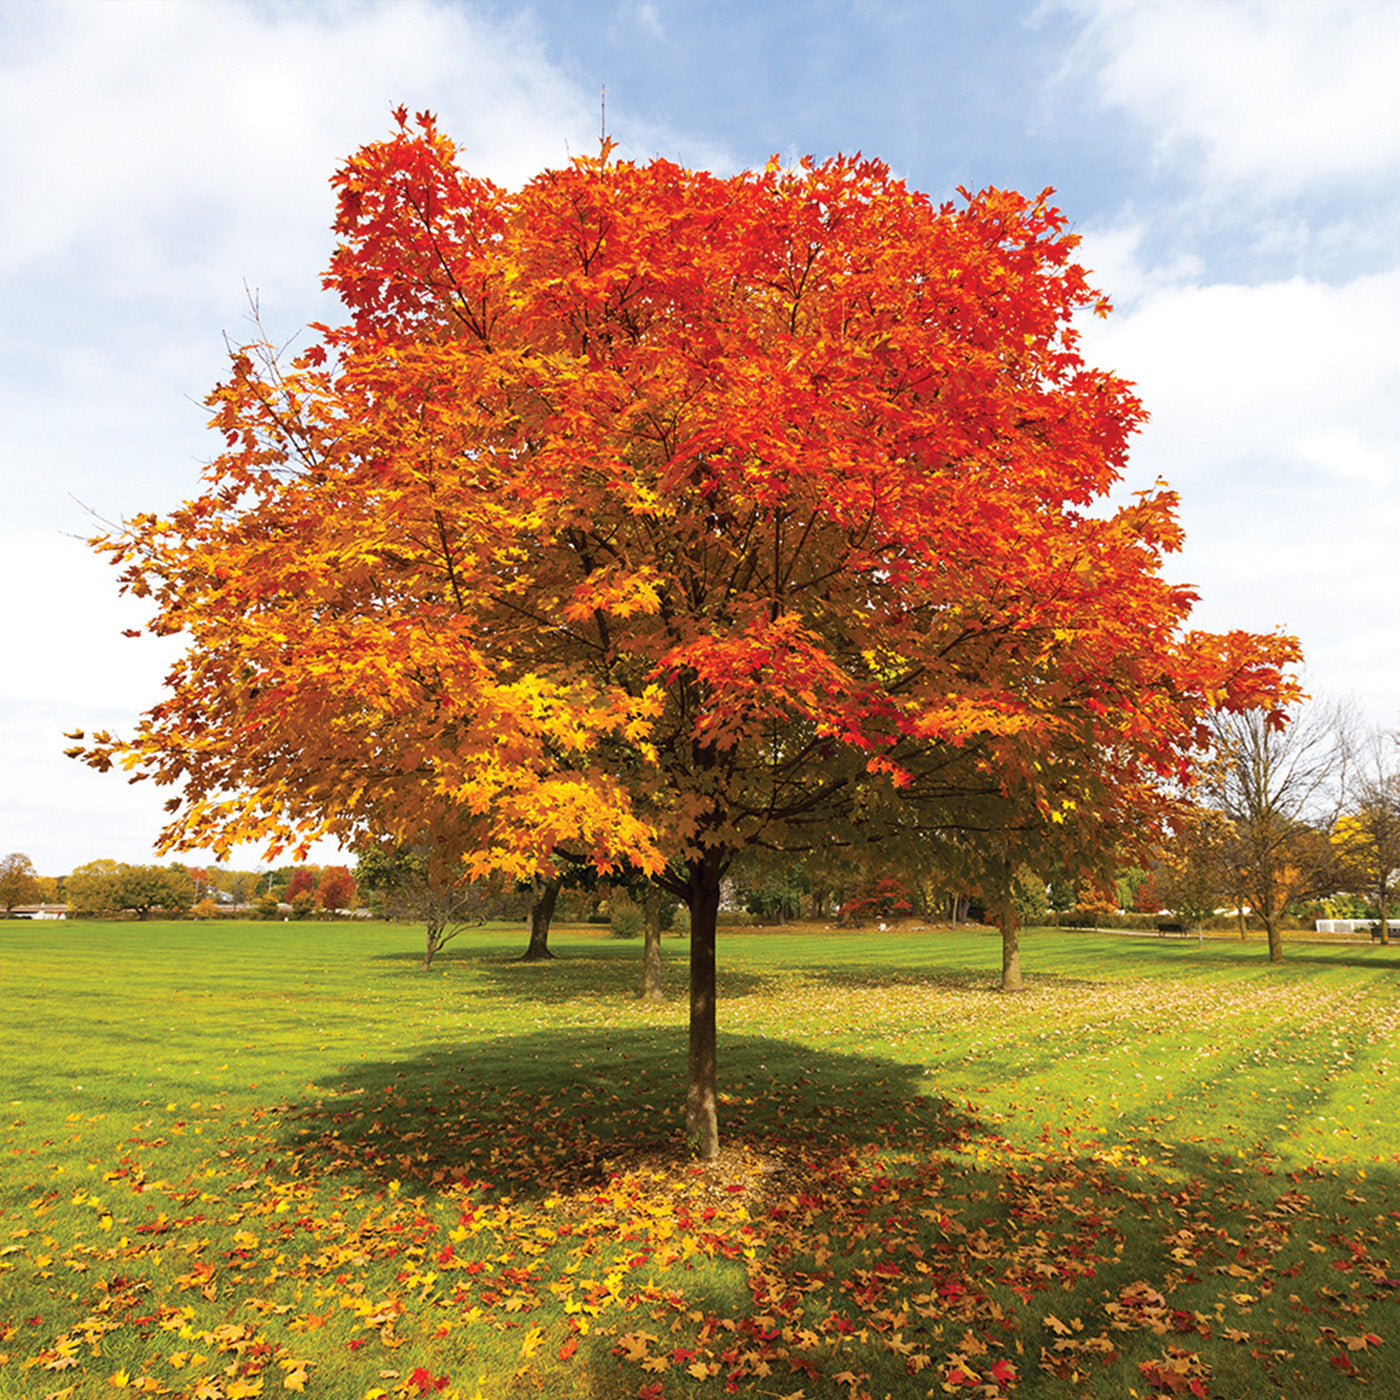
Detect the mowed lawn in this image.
<box><xmin>2</xmin><ymin>921</ymin><xmax>1398</xmax><ymax>1400</ymax></box>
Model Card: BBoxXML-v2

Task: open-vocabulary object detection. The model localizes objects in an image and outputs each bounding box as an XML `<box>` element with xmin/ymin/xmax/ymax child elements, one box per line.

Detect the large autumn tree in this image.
<box><xmin>70</xmin><ymin>112</ymin><xmax>1297</xmax><ymax>1157</ymax></box>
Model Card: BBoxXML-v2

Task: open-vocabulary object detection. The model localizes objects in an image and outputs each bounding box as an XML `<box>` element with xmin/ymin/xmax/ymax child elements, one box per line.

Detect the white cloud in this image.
<box><xmin>1073</xmin><ymin>221</ymin><xmax>1205</xmax><ymax>308</ymax></box>
<box><xmin>1079</xmin><ymin>266</ymin><xmax>1400</xmax><ymax>480</ymax></box>
<box><xmin>1297</xmin><ymin>430</ymin><xmax>1394</xmax><ymax>489</ymax></box>
<box><xmin>1065</xmin><ymin>0</ymin><xmax>1400</xmax><ymax>198</ymax></box>
<box><xmin>1075</xmin><ymin>260</ymin><xmax>1400</xmax><ymax>726</ymax></box>
<box><xmin>0</xmin><ymin>534</ymin><xmax>182</xmax><ymax>709</ymax></box>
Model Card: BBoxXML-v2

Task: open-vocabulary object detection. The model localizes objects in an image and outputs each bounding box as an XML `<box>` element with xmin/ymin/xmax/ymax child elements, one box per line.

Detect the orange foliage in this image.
<box><xmin>67</xmin><ymin>112</ymin><xmax>1300</xmax><ymax>1149</ymax></box>
<box><xmin>69</xmin><ymin>113</ymin><xmax>1297</xmax><ymax>877</ymax></box>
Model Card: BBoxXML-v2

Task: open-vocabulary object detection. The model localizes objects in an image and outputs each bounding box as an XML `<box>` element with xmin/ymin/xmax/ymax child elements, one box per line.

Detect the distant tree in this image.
<box><xmin>203</xmin><ymin>867</ymin><xmax>259</xmax><ymax>905</ymax></box>
<box><xmin>838</xmin><ymin>876</ymin><xmax>914</xmax><ymax>927</ymax></box>
<box><xmin>1155</xmin><ymin>807</ymin><xmax>1234</xmax><ymax>930</ymax></box>
<box><xmin>0</xmin><ymin>853</ymin><xmax>41</xmax><ymax>913</ymax></box>
<box><xmin>1012</xmin><ymin>869</ymin><xmax>1049</xmax><ymax>926</ymax></box>
<box><xmin>1332</xmin><ymin>729</ymin><xmax>1400</xmax><ymax>945</ymax></box>
<box><xmin>1206</xmin><ymin>704</ymin><xmax>1349</xmax><ymax>962</ymax></box>
<box><xmin>65</xmin><ymin>859</ymin><xmax>124</xmax><ymax>915</ymax></box>
<box><xmin>1132</xmin><ymin>871</ymin><xmax>1161</xmax><ymax>914</ymax></box>
<box><xmin>116</xmin><ymin>863</ymin><xmax>195</xmax><ymax>920</ymax></box>
<box><xmin>1047</xmin><ymin>875</ymin><xmax>1076</xmax><ymax>915</ymax></box>
<box><xmin>357</xmin><ymin>842</ymin><xmax>492</xmax><ymax>969</ymax></box>
<box><xmin>316</xmin><ymin>865</ymin><xmax>357</xmax><ymax>915</ymax></box>
<box><xmin>734</xmin><ymin>858</ymin><xmax>809</xmax><ymax>925</ymax></box>
<box><xmin>1115</xmin><ymin>865</ymin><xmax>1149</xmax><ymax>910</ymax></box>
<box><xmin>285</xmin><ymin>867</ymin><xmax>319</xmax><ymax>902</ymax></box>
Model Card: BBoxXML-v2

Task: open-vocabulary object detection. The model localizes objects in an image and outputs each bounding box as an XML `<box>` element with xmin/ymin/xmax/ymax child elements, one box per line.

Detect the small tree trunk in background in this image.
<box><xmin>640</xmin><ymin>884</ymin><xmax>664</xmax><ymax>1001</ymax></box>
<box><xmin>1000</xmin><ymin>906</ymin><xmax>1023</xmax><ymax>991</ymax></box>
<box><xmin>521</xmin><ymin>875</ymin><xmax>560</xmax><ymax>961</ymax></box>
<box><xmin>422</xmin><ymin>921</ymin><xmax>444</xmax><ymax>971</ymax></box>
<box><xmin>686</xmin><ymin>853</ymin><xmax>722</xmax><ymax>1161</ymax></box>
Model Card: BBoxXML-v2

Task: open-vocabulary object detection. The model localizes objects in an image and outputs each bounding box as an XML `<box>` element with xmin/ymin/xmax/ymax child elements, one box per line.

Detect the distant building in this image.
<box><xmin>9</xmin><ymin>904</ymin><xmax>68</xmax><ymax>920</ymax></box>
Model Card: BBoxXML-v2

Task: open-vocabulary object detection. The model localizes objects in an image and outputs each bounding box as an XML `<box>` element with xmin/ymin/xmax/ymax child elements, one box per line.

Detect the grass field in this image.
<box><xmin>2</xmin><ymin>919</ymin><xmax>1398</xmax><ymax>1400</ymax></box>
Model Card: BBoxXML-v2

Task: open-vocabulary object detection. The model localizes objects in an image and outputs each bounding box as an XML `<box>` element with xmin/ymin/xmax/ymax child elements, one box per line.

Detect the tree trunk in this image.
<box><xmin>640</xmin><ymin>884</ymin><xmax>664</xmax><ymax>1001</ymax></box>
<box><xmin>422</xmin><ymin>923</ymin><xmax>441</xmax><ymax>971</ymax></box>
<box><xmin>1265</xmin><ymin>915</ymin><xmax>1284</xmax><ymax>963</ymax></box>
<box><xmin>521</xmin><ymin>876</ymin><xmax>560</xmax><ymax>961</ymax></box>
<box><xmin>1379</xmin><ymin>890</ymin><xmax>1390</xmax><ymax>946</ymax></box>
<box><xmin>686</xmin><ymin>854</ymin><xmax>722</xmax><ymax>1160</ymax></box>
<box><xmin>1000</xmin><ymin>908</ymin><xmax>1023</xmax><ymax>991</ymax></box>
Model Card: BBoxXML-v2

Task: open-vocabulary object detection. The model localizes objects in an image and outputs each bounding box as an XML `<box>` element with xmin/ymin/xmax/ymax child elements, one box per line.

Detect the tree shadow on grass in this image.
<box><xmin>787</xmin><ymin>964</ymin><xmax>1111</xmax><ymax>994</ymax></box>
<box><xmin>370</xmin><ymin>940</ymin><xmax>777</xmax><ymax>1002</ymax></box>
<box><xmin>1272</xmin><ymin>947</ymin><xmax>1400</xmax><ymax>970</ymax></box>
<box><xmin>273</xmin><ymin>1027</ymin><xmax>981</xmax><ymax>1202</ymax></box>
<box><xmin>266</xmin><ymin>1033</ymin><xmax>1400</xmax><ymax>1398</ymax></box>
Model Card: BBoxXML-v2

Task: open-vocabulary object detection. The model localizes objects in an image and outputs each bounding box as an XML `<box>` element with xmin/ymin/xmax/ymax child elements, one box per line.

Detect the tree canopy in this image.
<box><xmin>69</xmin><ymin>112</ymin><xmax>1299</xmax><ymax>1154</ymax></box>
<box><xmin>0</xmin><ymin>852</ymin><xmax>41</xmax><ymax>913</ymax></box>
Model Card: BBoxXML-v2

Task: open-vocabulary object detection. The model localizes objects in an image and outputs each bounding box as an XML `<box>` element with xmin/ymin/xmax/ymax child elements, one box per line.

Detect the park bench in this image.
<box><xmin>1155</xmin><ymin>922</ymin><xmax>1186</xmax><ymax>936</ymax></box>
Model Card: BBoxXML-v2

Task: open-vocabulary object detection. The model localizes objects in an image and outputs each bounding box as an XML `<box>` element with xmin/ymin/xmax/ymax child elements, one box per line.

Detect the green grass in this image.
<box><xmin>2</xmin><ymin>919</ymin><xmax>1398</xmax><ymax>1399</ymax></box>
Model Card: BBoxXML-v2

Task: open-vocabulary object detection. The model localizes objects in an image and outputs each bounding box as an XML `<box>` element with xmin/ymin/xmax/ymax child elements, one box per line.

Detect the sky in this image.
<box><xmin>2</xmin><ymin>0</ymin><xmax>1398</xmax><ymax>877</ymax></box>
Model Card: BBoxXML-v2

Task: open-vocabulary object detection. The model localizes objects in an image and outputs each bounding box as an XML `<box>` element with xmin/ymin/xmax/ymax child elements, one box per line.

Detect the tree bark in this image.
<box><xmin>1000</xmin><ymin>908</ymin><xmax>1023</xmax><ymax>990</ymax></box>
<box><xmin>521</xmin><ymin>876</ymin><xmax>560</xmax><ymax>961</ymax></box>
<box><xmin>1266</xmin><ymin>916</ymin><xmax>1284</xmax><ymax>963</ymax></box>
<box><xmin>640</xmin><ymin>884</ymin><xmax>664</xmax><ymax>1001</ymax></box>
<box><xmin>686</xmin><ymin>853</ymin><xmax>722</xmax><ymax>1160</ymax></box>
<box><xmin>422</xmin><ymin>923</ymin><xmax>442</xmax><ymax>971</ymax></box>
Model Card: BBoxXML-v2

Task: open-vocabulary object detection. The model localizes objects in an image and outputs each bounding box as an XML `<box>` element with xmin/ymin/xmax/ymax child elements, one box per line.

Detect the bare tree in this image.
<box><xmin>357</xmin><ymin>842</ymin><xmax>499</xmax><ymax>970</ymax></box>
<box><xmin>1333</xmin><ymin>728</ymin><xmax>1400</xmax><ymax>945</ymax></box>
<box><xmin>1206</xmin><ymin>701</ymin><xmax>1350</xmax><ymax>962</ymax></box>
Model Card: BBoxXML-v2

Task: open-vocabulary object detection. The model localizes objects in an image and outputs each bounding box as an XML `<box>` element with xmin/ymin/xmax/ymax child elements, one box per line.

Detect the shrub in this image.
<box><xmin>610</xmin><ymin>895</ymin><xmax>645</xmax><ymax>939</ymax></box>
